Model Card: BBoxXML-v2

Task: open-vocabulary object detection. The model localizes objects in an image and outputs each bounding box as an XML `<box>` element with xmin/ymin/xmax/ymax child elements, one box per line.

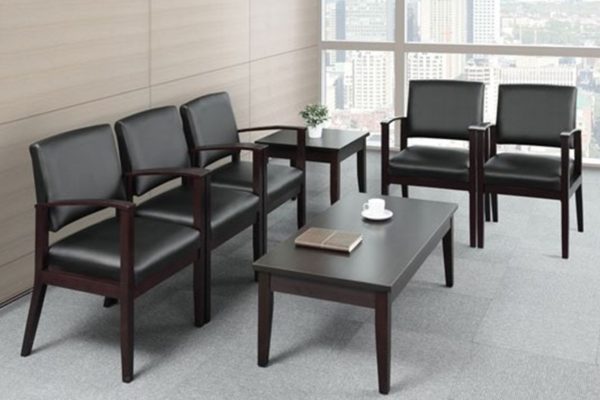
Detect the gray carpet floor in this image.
<box><xmin>1</xmin><ymin>151</ymin><xmax>600</xmax><ymax>399</ymax></box>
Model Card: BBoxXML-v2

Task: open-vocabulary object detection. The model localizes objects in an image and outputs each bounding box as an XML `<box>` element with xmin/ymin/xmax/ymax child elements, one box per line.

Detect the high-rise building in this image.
<box><xmin>350</xmin><ymin>51</ymin><xmax>394</xmax><ymax>109</ymax></box>
<box><xmin>472</xmin><ymin>0</ymin><xmax>500</xmax><ymax>44</ymax></box>
<box><xmin>406</xmin><ymin>0</ymin><xmax>420</xmax><ymax>42</ymax></box>
<box><xmin>415</xmin><ymin>0</ymin><xmax>468</xmax><ymax>77</ymax></box>
<box><xmin>335</xmin><ymin>0</ymin><xmax>395</xmax><ymax>42</ymax></box>
<box><xmin>407</xmin><ymin>53</ymin><xmax>446</xmax><ymax>80</ymax></box>
<box><xmin>420</xmin><ymin>0</ymin><xmax>468</xmax><ymax>43</ymax></box>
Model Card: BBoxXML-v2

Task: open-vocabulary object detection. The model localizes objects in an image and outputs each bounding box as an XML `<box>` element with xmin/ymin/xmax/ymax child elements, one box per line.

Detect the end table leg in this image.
<box><xmin>258</xmin><ymin>272</ymin><xmax>273</xmax><ymax>367</ymax></box>
<box><xmin>330</xmin><ymin>160</ymin><xmax>341</xmax><ymax>204</ymax></box>
<box><xmin>443</xmin><ymin>219</ymin><xmax>454</xmax><ymax>288</ymax></box>
<box><xmin>357</xmin><ymin>146</ymin><xmax>367</xmax><ymax>193</ymax></box>
<box><xmin>375</xmin><ymin>292</ymin><xmax>391</xmax><ymax>395</ymax></box>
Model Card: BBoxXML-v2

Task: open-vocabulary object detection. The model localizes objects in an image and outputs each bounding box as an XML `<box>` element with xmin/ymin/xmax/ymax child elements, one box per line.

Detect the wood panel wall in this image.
<box><xmin>0</xmin><ymin>0</ymin><xmax>319</xmax><ymax>305</ymax></box>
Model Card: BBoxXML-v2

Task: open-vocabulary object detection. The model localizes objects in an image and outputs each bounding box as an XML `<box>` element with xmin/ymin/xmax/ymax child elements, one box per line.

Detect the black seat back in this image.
<box><xmin>115</xmin><ymin>106</ymin><xmax>190</xmax><ymax>196</ymax></box>
<box><xmin>180</xmin><ymin>92</ymin><xmax>240</xmax><ymax>168</ymax></box>
<box><xmin>30</xmin><ymin>125</ymin><xmax>125</xmax><ymax>232</ymax></box>
<box><xmin>406</xmin><ymin>80</ymin><xmax>485</xmax><ymax>141</ymax></box>
<box><xmin>496</xmin><ymin>84</ymin><xmax>577</xmax><ymax>147</ymax></box>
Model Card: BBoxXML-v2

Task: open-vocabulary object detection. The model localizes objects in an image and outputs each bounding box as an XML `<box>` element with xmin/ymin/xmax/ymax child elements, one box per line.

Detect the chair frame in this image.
<box><xmin>21</xmin><ymin>168</ymin><xmax>210</xmax><ymax>383</ymax></box>
<box><xmin>477</xmin><ymin>126</ymin><xmax>584</xmax><ymax>258</ymax></box>
<box><xmin>189</xmin><ymin>125</ymin><xmax>307</xmax><ymax>230</ymax></box>
<box><xmin>187</xmin><ymin>142</ymin><xmax>268</xmax><ymax>258</ymax></box>
<box><xmin>381</xmin><ymin>117</ymin><xmax>488</xmax><ymax>248</ymax></box>
<box><xmin>121</xmin><ymin>146</ymin><xmax>265</xmax><ymax>323</ymax></box>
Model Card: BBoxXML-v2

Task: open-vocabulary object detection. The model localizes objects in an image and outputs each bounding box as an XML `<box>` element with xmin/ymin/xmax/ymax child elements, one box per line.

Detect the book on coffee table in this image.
<box><xmin>294</xmin><ymin>227</ymin><xmax>362</xmax><ymax>253</ymax></box>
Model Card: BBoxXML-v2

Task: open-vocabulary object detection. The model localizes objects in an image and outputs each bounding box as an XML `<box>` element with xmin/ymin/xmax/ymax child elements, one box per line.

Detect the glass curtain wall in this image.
<box><xmin>321</xmin><ymin>0</ymin><xmax>600</xmax><ymax>161</ymax></box>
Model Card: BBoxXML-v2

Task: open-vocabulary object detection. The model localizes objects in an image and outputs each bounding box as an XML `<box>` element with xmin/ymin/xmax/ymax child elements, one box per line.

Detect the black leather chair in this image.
<box><xmin>22</xmin><ymin>125</ymin><xmax>209</xmax><ymax>383</ymax></box>
<box><xmin>381</xmin><ymin>80</ymin><xmax>487</xmax><ymax>247</ymax></box>
<box><xmin>477</xmin><ymin>84</ymin><xmax>583</xmax><ymax>258</ymax></box>
<box><xmin>180</xmin><ymin>92</ymin><xmax>306</xmax><ymax>234</ymax></box>
<box><xmin>115</xmin><ymin>106</ymin><xmax>263</xmax><ymax>322</ymax></box>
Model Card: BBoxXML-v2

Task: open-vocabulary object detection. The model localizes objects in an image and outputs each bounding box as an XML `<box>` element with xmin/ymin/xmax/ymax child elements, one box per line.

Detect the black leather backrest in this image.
<box><xmin>180</xmin><ymin>92</ymin><xmax>240</xmax><ymax>168</ymax></box>
<box><xmin>406</xmin><ymin>80</ymin><xmax>485</xmax><ymax>140</ymax></box>
<box><xmin>496</xmin><ymin>84</ymin><xmax>577</xmax><ymax>147</ymax></box>
<box><xmin>115</xmin><ymin>106</ymin><xmax>190</xmax><ymax>196</ymax></box>
<box><xmin>29</xmin><ymin>125</ymin><xmax>125</xmax><ymax>232</ymax></box>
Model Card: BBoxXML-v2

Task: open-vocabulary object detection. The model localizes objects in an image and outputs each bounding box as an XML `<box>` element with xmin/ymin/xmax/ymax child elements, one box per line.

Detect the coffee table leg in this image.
<box><xmin>330</xmin><ymin>159</ymin><xmax>341</xmax><ymax>204</ymax></box>
<box><xmin>443</xmin><ymin>220</ymin><xmax>454</xmax><ymax>288</ymax></box>
<box><xmin>375</xmin><ymin>292</ymin><xmax>391</xmax><ymax>395</ymax></box>
<box><xmin>258</xmin><ymin>272</ymin><xmax>273</xmax><ymax>367</ymax></box>
<box><xmin>357</xmin><ymin>146</ymin><xmax>366</xmax><ymax>193</ymax></box>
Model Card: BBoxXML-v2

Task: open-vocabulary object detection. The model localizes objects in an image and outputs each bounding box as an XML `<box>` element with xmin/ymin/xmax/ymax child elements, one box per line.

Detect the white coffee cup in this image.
<box><xmin>362</xmin><ymin>198</ymin><xmax>385</xmax><ymax>215</ymax></box>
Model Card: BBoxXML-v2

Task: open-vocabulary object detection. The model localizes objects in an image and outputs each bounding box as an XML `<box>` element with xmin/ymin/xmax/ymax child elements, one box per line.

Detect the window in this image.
<box><xmin>323</xmin><ymin>50</ymin><xmax>395</xmax><ymax>145</ymax></box>
<box><xmin>323</xmin><ymin>0</ymin><xmax>396</xmax><ymax>42</ymax></box>
<box><xmin>320</xmin><ymin>0</ymin><xmax>600</xmax><ymax>162</ymax></box>
<box><xmin>407</xmin><ymin>0</ymin><xmax>600</xmax><ymax>47</ymax></box>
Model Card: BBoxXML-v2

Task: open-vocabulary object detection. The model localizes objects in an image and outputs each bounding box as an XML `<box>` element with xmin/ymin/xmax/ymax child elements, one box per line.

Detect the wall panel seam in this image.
<box><xmin>249</xmin><ymin>45</ymin><xmax>319</xmax><ymax>64</ymax></box>
<box><xmin>0</xmin><ymin>87</ymin><xmax>152</xmax><ymax>128</ymax></box>
<box><xmin>0</xmin><ymin>251</ymin><xmax>33</xmax><ymax>272</ymax></box>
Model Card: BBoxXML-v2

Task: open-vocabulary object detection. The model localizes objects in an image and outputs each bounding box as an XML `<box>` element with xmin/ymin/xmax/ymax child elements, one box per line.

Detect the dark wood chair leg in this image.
<box><xmin>561</xmin><ymin>196</ymin><xmax>569</xmax><ymax>259</ymax></box>
<box><xmin>103</xmin><ymin>297</ymin><xmax>118</xmax><ymax>308</ymax></box>
<box><xmin>477</xmin><ymin>188</ymin><xmax>485</xmax><ymax>249</ymax></box>
<box><xmin>375</xmin><ymin>292</ymin><xmax>391</xmax><ymax>395</ymax></box>
<box><xmin>484</xmin><ymin>193</ymin><xmax>491</xmax><ymax>222</ymax></box>
<box><xmin>253</xmin><ymin>222</ymin><xmax>262</xmax><ymax>261</ymax></box>
<box><xmin>297</xmin><ymin>186</ymin><xmax>306</xmax><ymax>229</ymax></box>
<box><xmin>120</xmin><ymin>293</ymin><xmax>134</xmax><ymax>383</ymax></box>
<box><xmin>401</xmin><ymin>185</ymin><xmax>408</xmax><ymax>198</ymax></box>
<box><xmin>193</xmin><ymin>252</ymin><xmax>206</xmax><ymax>327</ymax></box>
<box><xmin>469</xmin><ymin>190</ymin><xmax>476</xmax><ymax>248</ymax></box>
<box><xmin>381</xmin><ymin>182</ymin><xmax>389</xmax><ymax>196</ymax></box>
<box><xmin>21</xmin><ymin>283</ymin><xmax>47</xmax><ymax>357</ymax></box>
<box><xmin>576</xmin><ymin>186</ymin><xmax>584</xmax><ymax>232</ymax></box>
<box><xmin>491</xmin><ymin>194</ymin><xmax>498</xmax><ymax>222</ymax></box>
<box><xmin>203</xmin><ymin>250</ymin><xmax>212</xmax><ymax>323</ymax></box>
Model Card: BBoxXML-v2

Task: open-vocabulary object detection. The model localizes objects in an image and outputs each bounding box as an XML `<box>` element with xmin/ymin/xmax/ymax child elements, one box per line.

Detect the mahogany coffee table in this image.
<box><xmin>253</xmin><ymin>193</ymin><xmax>457</xmax><ymax>395</ymax></box>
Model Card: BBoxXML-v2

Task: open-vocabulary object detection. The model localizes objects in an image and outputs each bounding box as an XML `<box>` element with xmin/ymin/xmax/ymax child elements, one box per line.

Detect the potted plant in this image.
<box><xmin>299</xmin><ymin>104</ymin><xmax>329</xmax><ymax>139</ymax></box>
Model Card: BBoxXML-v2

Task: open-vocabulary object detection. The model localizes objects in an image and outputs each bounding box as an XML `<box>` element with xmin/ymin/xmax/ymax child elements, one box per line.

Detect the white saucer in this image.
<box><xmin>361</xmin><ymin>209</ymin><xmax>393</xmax><ymax>221</ymax></box>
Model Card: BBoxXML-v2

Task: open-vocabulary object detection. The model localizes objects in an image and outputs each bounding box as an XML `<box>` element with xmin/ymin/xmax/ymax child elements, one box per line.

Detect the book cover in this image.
<box><xmin>294</xmin><ymin>227</ymin><xmax>362</xmax><ymax>253</ymax></box>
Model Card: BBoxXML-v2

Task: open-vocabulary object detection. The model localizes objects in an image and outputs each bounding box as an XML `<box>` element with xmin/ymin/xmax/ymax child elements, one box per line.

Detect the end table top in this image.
<box><xmin>256</xmin><ymin>128</ymin><xmax>369</xmax><ymax>151</ymax></box>
<box><xmin>253</xmin><ymin>194</ymin><xmax>457</xmax><ymax>292</ymax></box>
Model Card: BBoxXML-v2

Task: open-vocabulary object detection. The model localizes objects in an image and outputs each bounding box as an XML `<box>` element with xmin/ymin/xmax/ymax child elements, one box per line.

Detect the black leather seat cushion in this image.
<box><xmin>389</xmin><ymin>146</ymin><xmax>470</xmax><ymax>182</ymax></box>
<box><xmin>484</xmin><ymin>152</ymin><xmax>573</xmax><ymax>191</ymax></box>
<box><xmin>49</xmin><ymin>217</ymin><xmax>200</xmax><ymax>283</ymax></box>
<box><xmin>136</xmin><ymin>185</ymin><xmax>259</xmax><ymax>245</ymax></box>
<box><xmin>211</xmin><ymin>161</ymin><xmax>303</xmax><ymax>210</ymax></box>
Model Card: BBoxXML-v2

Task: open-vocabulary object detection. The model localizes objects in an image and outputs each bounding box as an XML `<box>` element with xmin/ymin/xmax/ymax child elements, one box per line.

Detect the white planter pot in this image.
<box><xmin>308</xmin><ymin>124</ymin><xmax>323</xmax><ymax>139</ymax></box>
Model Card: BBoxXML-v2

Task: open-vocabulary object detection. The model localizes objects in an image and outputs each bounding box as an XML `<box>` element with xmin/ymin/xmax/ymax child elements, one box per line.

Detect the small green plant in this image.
<box><xmin>299</xmin><ymin>104</ymin><xmax>329</xmax><ymax>127</ymax></box>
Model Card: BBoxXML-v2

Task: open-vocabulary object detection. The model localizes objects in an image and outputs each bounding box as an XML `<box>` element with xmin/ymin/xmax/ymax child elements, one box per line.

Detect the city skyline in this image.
<box><xmin>323</xmin><ymin>0</ymin><xmax>600</xmax><ymax>158</ymax></box>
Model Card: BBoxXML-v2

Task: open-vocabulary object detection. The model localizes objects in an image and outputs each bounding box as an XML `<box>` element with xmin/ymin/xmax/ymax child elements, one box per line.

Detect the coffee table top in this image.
<box><xmin>254</xmin><ymin>194</ymin><xmax>457</xmax><ymax>292</ymax></box>
<box><xmin>256</xmin><ymin>128</ymin><xmax>369</xmax><ymax>151</ymax></box>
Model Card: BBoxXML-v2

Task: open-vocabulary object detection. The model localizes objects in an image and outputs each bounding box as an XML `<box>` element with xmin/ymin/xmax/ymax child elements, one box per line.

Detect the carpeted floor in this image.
<box><xmin>1</xmin><ymin>151</ymin><xmax>600</xmax><ymax>399</ymax></box>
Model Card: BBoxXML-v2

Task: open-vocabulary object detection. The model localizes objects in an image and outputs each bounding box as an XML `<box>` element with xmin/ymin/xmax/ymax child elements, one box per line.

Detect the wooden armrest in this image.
<box><xmin>41</xmin><ymin>199</ymin><xmax>135</xmax><ymax>211</ymax></box>
<box><xmin>468</xmin><ymin>122</ymin><xmax>492</xmax><ymax>132</ymax></box>
<box><xmin>239</xmin><ymin>126</ymin><xmax>306</xmax><ymax>171</ymax></box>
<box><xmin>561</xmin><ymin>129</ymin><xmax>582</xmax><ymax>179</ymax></box>
<box><xmin>189</xmin><ymin>143</ymin><xmax>267</xmax><ymax>154</ymax></box>
<box><xmin>380</xmin><ymin>116</ymin><xmax>405</xmax><ymax>126</ymax></box>
<box><xmin>190</xmin><ymin>144</ymin><xmax>266</xmax><ymax>197</ymax></box>
<box><xmin>126</xmin><ymin>167</ymin><xmax>210</xmax><ymax>180</ymax></box>
<box><xmin>238</xmin><ymin>125</ymin><xmax>306</xmax><ymax>133</ymax></box>
<box><xmin>560</xmin><ymin>129</ymin><xmax>580</xmax><ymax>147</ymax></box>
